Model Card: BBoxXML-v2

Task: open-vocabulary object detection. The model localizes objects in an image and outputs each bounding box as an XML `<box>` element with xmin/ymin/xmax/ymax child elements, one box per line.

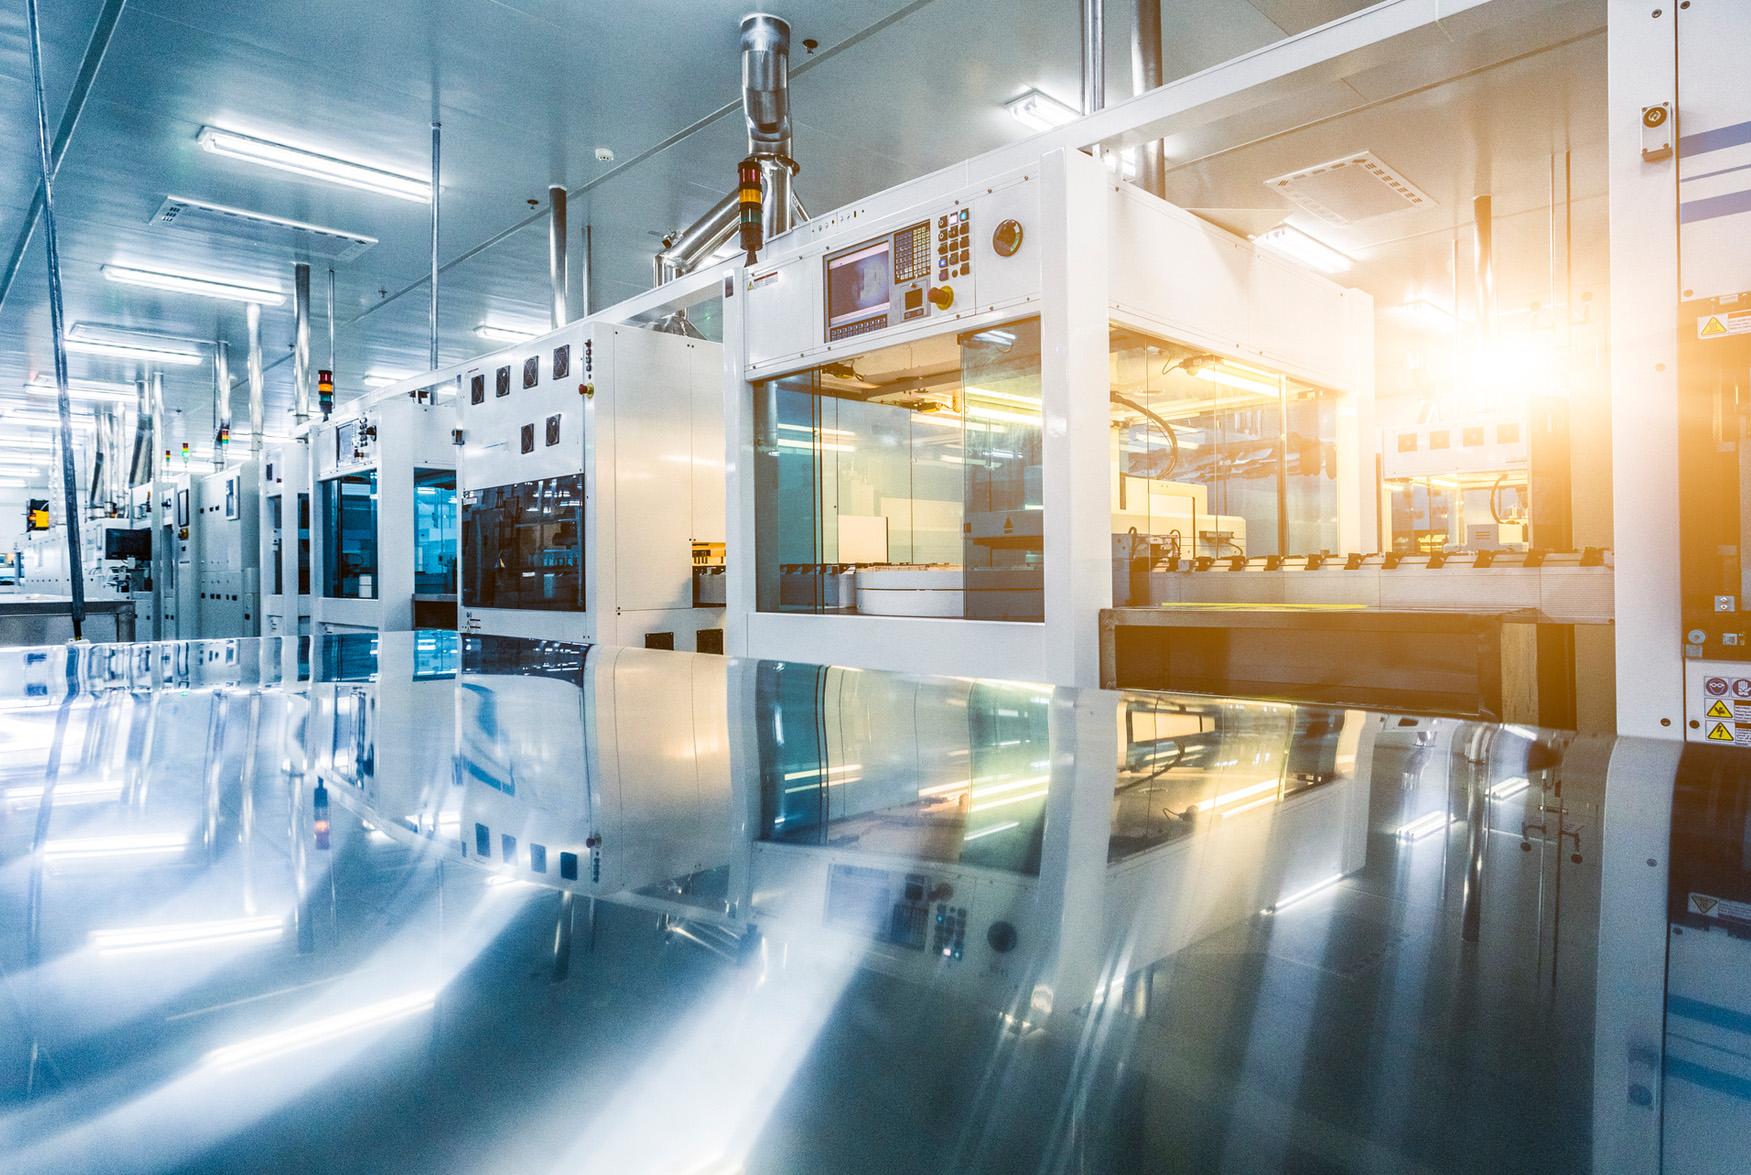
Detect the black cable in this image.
<box><xmin>1111</xmin><ymin>392</ymin><xmax>1180</xmax><ymax>479</ymax></box>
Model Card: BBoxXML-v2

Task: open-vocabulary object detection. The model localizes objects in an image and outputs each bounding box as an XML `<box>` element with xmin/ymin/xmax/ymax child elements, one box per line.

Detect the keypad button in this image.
<box><xmin>960</xmin><ymin>263</ymin><xmax>969</xmax><ymax>275</ymax></box>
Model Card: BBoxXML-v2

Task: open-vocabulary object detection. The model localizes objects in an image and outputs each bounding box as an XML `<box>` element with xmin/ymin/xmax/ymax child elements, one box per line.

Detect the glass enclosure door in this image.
<box><xmin>413</xmin><ymin>468</ymin><xmax>458</xmax><ymax>595</ymax></box>
<box><xmin>754</xmin><ymin>318</ymin><xmax>1044</xmax><ymax>621</ymax></box>
<box><xmin>459</xmin><ymin>475</ymin><xmax>584</xmax><ymax>611</ymax></box>
<box><xmin>1108</xmin><ymin>326</ymin><xmax>1341</xmax><ymax>582</ymax></box>
<box><xmin>321</xmin><ymin>472</ymin><xmax>378</xmax><ymax>599</ymax></box>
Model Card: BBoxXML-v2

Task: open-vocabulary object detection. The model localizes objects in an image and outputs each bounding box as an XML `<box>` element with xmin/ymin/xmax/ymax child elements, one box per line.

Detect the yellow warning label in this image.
<box><xmin>1708</xmin><ymin>699</ymin><xmax>1732</xmax><ymax>719</ymax></box>
<box><xmin>1698</xmin><ymin>308</ymin><xmax>1751</xmax><ymax>338</ymax></box>
<box><xmin>1708</xmin><ymin>721</ymin><xmax>1735</xmax><ymax>741</ymax></box>
<box><xmin>1693</xmin><ymin>894</ymin><xmax>1719</xmax><ymax>915</ymax></box>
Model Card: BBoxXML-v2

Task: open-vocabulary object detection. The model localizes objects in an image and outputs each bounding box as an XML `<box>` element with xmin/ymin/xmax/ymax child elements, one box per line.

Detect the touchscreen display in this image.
<box><xmin>826</xmin><ymin>240</ymin><xmax>891</xmax><ymax>329</ymax></box>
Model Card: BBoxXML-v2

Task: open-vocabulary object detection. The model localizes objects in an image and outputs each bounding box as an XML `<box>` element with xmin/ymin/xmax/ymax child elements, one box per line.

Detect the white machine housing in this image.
<box><xmin>725</xmin><ymin>146</ymin><xmax>1374</xmax><ymax>686</ymax></box>
<box><xmin>306</xmin><ymin>392</ymin><xmax>457</xmax><ymax>635</ymax></box>
<box><xmin>261</xmin><ymin>443</ymin><xmax>311</xmax><ymax>637</ymax></box>
<box><xmin>455</xmin><ymin>320</ymin><xmax>725</xmax><ymax>650</ymax></box>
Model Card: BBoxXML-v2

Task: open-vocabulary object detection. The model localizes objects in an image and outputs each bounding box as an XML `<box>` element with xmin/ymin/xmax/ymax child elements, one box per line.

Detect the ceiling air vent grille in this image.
<box><xmin>1263</xmin><ymin>152</ymin><xmax>1433</xmax><ymax>226</ymax></box>
<box><xmin>149</xmin><ymin>197</ymin><xmax>377</xmax><ymax>262</ymax></box>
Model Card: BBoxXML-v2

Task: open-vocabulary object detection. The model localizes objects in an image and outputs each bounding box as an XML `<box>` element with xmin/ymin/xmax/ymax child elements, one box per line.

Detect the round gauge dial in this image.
<box><xmin>992</xmin><ymin>219</ymin><xmax>1024</xmax><ymax>257</ymax></box>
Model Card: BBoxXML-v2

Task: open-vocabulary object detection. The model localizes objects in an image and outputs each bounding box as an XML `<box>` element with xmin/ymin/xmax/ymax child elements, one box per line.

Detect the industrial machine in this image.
<box><xmin>727</xmin><ymin>145</ymin><xmax>1372</xmax><ymax>683</ymax></box>
<box><xmin>1381</xmin><ymin>414</ymin><xmax>1532</xmax><ymax>553</ymax></box>
<box><xmin>306</xmin><ymin>389</ymin><xmax>457</xmax><ymax>635</ymax></box>
<box><xmin>261</xmin><ymin>443</ymin><xmax>312</xmax><ymax>637</ymax></box>
<box><xmin>454</xmin><ymin>320</ymin><xmax>725</xmax><ymax>651</ymax></box>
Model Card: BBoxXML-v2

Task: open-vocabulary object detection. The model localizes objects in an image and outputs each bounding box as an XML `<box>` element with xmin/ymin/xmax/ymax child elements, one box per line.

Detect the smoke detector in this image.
<box><xmin>1263</xmin><ymin>151</ymin><xmax>1433</xmax><ymax>226</ymax></box>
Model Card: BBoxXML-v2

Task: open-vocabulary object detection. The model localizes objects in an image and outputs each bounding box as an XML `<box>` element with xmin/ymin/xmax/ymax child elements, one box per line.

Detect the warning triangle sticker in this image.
<box><xmin>1703</xmin><ymin>316</ymin><xmax>1728</xmax><ymax>336</ymax></box>
<box><xmin>1708</xmin><ymin>721</ymin><xmax>1735</xmax><ymax>741</ymax></box>
<box><xmin>1693</xmin><ymin>894</ymin><xmax>1720</xmax><ymax>915</ymax></box>
<box><xmin>1708</xmin><ymin>699</ymin><xmax>1732</xmax><ymax>719</ymax></box>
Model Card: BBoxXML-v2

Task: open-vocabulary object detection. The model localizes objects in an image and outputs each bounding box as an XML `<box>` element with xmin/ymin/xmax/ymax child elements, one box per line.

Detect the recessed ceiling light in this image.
<box><xmin>101</xmin><ymin>264</ymin><xmax>283</xmax><ymax>305</ymax></box>
<box><xmin>474</xmin><ymin>324</ymin><xmax>540</xmax><ymax>343</ymax></box>
<box><xmin>594</xmin><ymin>147</ymin><xmax>615</xmax><ymax>162</ymax></box>
<box><xmin>1253</xmin><ymin>224</ymin><xmax>1354</xmax><ymax>274</ymax></box>
<box><xmin>197</xmin><ymin>126</ymin><xmax>432</xmax><ymax>203</ymax></box>
<box><xmin>1004</xmin><ymin>89</ymin><xmax>1078</xmax><ymax>133</ymax></box>
<box><xmin>62</xmin><ymin>339</ymin><xmax>204</xmax><ymax>366</ymax></box>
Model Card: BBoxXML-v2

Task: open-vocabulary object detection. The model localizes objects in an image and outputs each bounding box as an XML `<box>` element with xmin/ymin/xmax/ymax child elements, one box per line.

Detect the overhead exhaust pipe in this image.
<box><xmin>653</xmin><ymin>12</ymin><xmax>802</xmax><ymax>287</ymax></box>
<box><xmin>549</xmin><ymin>185</ymin><xmax>570</xmax><ymax>328</ymax></box>
<box><xmin>742</xmin><ymin>13</ymin><xmax>795</xmax><ymax>241</ymax></box>
<box><xmin>128</xmin><ymin>376</ymin><xmax>152</xmax><ymax>487</ymax></box>
<box><xmin>1131</xmin><ymin>0</ymin><xmax>1165</xmax><ymax>197</ymax></box>
<box><xmin>1082</xmin><ymin>0</ymin><xmax>1104</xmax><ymax>115</ymax></box>
<box><xmin>247</xmin><ymin>302</ymin><xmax>264</xmax><ymax>453</ymax></box>
<box><xmin>293</xmin><ymin>262</ymin><xmax>311</xmax><ymax>423</ymax></box>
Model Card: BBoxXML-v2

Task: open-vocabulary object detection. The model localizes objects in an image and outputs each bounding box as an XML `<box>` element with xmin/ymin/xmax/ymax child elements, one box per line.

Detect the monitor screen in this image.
<box><xmin>826</xmin><ymin>239</ymin><xmax>891</xmax><ymax>329</ymax></box>
<box><xmin>104</xmin><ymin>527</ymin><xmax>151</xmax><ymax>560</ymax></box>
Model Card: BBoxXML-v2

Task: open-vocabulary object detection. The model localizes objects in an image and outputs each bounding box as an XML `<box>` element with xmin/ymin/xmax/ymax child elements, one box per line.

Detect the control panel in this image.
<box><xmin>823</xmin><ymin>208</ymin><xmax>974</xmax><ymax>344</ymax></box>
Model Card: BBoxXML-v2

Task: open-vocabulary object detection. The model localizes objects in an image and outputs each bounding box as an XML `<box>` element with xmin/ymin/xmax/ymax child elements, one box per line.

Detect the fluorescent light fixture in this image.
<box><xmin>198</xmin><ymin>126</ymin><xmax>432</xmax><ymax>203</ymax></box>
<box><xmin>964</xmin><ymin>386</ymin><xmax>1042</xmax><ymax>408</ymax></box>
<box><xmin>203</xmin><ymin>988</ymin><xmax>438</xmax><ymax>1069</ymax></box>
<box><xmin>23</xmin><ymin>377</ymin><xmax>137</xmax><ymax>402</ymax></box>
<box><xmin>0</xmin><ymin>478</ymin><xmax>33</xmax><ymax>488</ymax></box>
<box><xmin>63</xmin><ymin>338</ymin><xmax>204</xmax><ymax>366</ymax></box>
<box><xmin>363</xmin><ymin>373</ymin><xmax>414</xmax><ymax>388</ymax></box>
<box><xmin>1194</xmin><ymin>367</ymin><xmax>1281</xmax><ymax>397</ymax></box>
<box><xmin>43</xmin><ymin>832</ymin><xmax>187</xmax><ymax>860</ymax></box>
<box><xmin>90</xmin><ymin>914</ymin><xmax>284</xmax><ymax>954</ymax></box>
<box><xmin>4</xmin><ymin>408</ymin><xmax>95</xmax><ymax>428</ymax></box>
<box><xmin>965</xmin><ymin>404</ymin><xmax>1042</xmax><ymax>427</ymax></box>
<box><xmin>775</xmin><ymin>437</ymin><xmax>854</xmax><ymax>453</ymax></box>
<box><xmin>1396</xmin><ymin>810</ymin><xmax>1448</xmax><ymax>841</ymax></box>
<box><xmin>776</xmin><ymin>423</ymin><xmax>854</xmax><ymax>437</ymax></box>
<box><xmin>474</xmin><ymin>324</ymin><xmax>541</xmax><ymax>343</ymax></box>
<box><xmin>1192</xmin><ymin>778</ymin><xmax>1280</xmax><ymax>812</ymax></box>
<box><xmin>1254</xmin><ymin>224</ymin><xmax>1354</xmax><ymax>274</ymax></box>
<box><xmin>1403</xmin><ymin>299</ymin><xmax>1454</xmax><ymax>329</ymax></box>
<box><xmin>1263</xmin><ymin>872</ymin><xmax>1345</xmax><ymax>915</ymax></box>
<box><xmin>4</xmin><ymin>779</ymin><xmax>123</xmax><ymax>807</ymax></box>
<box><xmin>101</xmin><ymin>265</ymin><xmax>283</xmax><ymax>306</ymax></box>
<box><xmin>1005</xmin><ymin>88</ymin><xmax>1079</xmax><ymax>133</ymax></box>
<box><xmin>64</xmin><ymin>324</ymin><xmax>205</xmax><ymax>367</ymax></box>
<box><xmin>1489</xmin><ymin>776</ymin><xmax>1530</xmax><ymax>800</ymax></box>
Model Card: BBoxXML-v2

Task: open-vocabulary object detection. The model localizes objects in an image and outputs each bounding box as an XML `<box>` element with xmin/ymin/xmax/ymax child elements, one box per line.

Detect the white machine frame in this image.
<box><xmin>724</xmin><ymin>146</ymin><xmax>1373</xmax><ymax>686</ymax></box>
<box><xmin>453</xmin><ymin>318</ymin><xmax>725</xmax><ymax>650</ymax></box>
<box><xmin>261</xmin><ymin>443</ymin><xmax>312</xmax><ymax>638</ymax></box>
<box><xmin>304</xmin><ymin>391</ymin><xmax>457</xmax><ymax>635</ymax></box>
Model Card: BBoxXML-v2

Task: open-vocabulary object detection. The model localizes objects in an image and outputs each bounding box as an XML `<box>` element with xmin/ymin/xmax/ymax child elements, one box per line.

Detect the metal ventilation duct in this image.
<box><xmin>653</xmin><ymin>11</ymin><xmax>802</xmax><ymax>286</ymax></box>
<box><xmin>150</xmin><ymin>196</ymin><xmax>376</xmax><ymax>262</ymax></box>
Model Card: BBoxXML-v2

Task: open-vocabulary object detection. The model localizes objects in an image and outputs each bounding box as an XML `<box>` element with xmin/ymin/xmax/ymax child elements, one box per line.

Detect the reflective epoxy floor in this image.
<box><xmin>0</xmin><ymin>634</ymin><xmax>1710</xmax><ymax>1173</ymax></box>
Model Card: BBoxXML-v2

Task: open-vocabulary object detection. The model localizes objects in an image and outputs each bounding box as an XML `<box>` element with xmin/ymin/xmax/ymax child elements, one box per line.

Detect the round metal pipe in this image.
<box><xmin>1082</xmin><ymin>0</ymin><xmax>1105</xmax><ymax>115</ymax></box>
<box><xmin>549</xmin><ymin>185</ymin><xmax>569</xmax><ymax>328</ymax></box>
<box><xmin>430</xmin><ymin>122</ymin><xmax>441</xmax><ymax>370</ymax></box>
<box><xmin>25</xmin><ymin>0</ymin><xmax>84</xmax><ymax>636</ymax></box>
<box><xmin>742</xmin><ymin>13</ymin><xmax>794</xmax><ymax>239</ymax></box>
<box><xmin>292</xmin><ymin>263</ymin><xmax>311</xmax><ymax>423</ymax></box>
<box><xmin>1131</xmin><ymin>0</ymin><xmax>1165</xmax><ymax>196</ymax></box>
<box><xmin>247</xmin><ymin>302</ymin><xmax>264</xmax><ymax>453</ymax></box>
<box><xmin>1473</xmin><ymin>194</ymin><xmax>1496</xmax><ymax>412</ymax></box>
<box><xmin>215</xmin><ymin>339</ymin><xmax>230</xmax><ymax>468</ymax></box>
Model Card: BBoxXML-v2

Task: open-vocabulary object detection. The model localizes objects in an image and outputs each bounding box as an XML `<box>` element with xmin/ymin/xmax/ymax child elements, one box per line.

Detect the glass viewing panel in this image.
<box><xmin>1107</xmin><ymin>327</ymin><xmax>1340</xmax><ymax>579</ymax></box>
<box><xmin>755</xmin><ymin>317</ymin><xmax>1044</xmax><ymax>621</ymax></box>
<box><xmin>460</xmin><ymin>474</ymin><xmax>584</xmax><ymax>612</ymax></box>
<box><xmin>298</xmin><ymin>492</ymin><xmax>311</xmax><ymax>596</ymax></box>
<box><xmin>413</xmin><ymin>468</ymin><xmax>458</xmax><ymax>595</ymax></box>
<box><xmin>320</xmin><ymin>471</ymin><xmax>378</xmax><ymax>600</ymax></box>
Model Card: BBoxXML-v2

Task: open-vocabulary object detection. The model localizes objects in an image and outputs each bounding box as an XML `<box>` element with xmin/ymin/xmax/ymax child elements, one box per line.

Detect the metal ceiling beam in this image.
<box><xmin>0</xmin><ymin>0</ymin><xmax>127</xmax><ymax>316</ymax></box>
